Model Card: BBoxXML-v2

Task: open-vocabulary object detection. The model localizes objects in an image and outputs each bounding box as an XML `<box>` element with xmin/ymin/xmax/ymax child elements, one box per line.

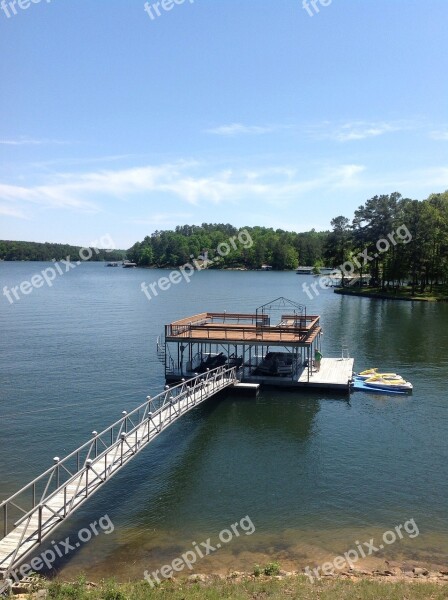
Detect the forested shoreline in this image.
<box><xmin>0</xmin><ymin>241</ymin><xmax>126</xmax><ymax>262</ymax></box>
<box><xmin>2</xmin><ymin>190</ymin><xmax>448</xmax><ymax>294</ymax></box>
<box><xmin>127</xmin><ymin>189</ymin><xmax>448</xmax><ymax>292</ymax></box>
<box><xmin>325</xmin><ymin>190</ymin><xmax>448</xmax><ymax>293</ymax></box>
<box><xmin>127</xmin><ymin>224</ymin><xmax>327</xmax><ymax>270</ymax></box>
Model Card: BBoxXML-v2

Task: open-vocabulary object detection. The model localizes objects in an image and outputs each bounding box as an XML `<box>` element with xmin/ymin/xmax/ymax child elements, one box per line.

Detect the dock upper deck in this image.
<box><xmin>166</xmin><ymin>312</ymin><xmax>321</xmax><ymax>346</ymax></box>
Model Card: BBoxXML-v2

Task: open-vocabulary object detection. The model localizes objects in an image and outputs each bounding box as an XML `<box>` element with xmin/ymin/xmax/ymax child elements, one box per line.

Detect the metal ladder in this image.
<box><xmin>156</xmin><ymin>334</ymin><xmax>166</xmax><ymax>364</ymax></box>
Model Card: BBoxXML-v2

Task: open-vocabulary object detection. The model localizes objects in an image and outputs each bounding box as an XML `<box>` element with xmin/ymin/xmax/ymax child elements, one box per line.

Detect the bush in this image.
<box><xmin>253</xmin><ymin>565</ymin><xmax>262</xmax><ymax>577</ymax></box>
<box><xmin>263</xmin><ymin>562</ymin><xmax>281</xmax><ymax>576</ymax></box>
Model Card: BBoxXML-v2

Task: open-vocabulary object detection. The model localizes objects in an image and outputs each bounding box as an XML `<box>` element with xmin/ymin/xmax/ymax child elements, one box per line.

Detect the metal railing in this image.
<box><xmin>0</xmin><ymin>366</ymin><xmax>237</xmax><ymax>586</ymax></box>
<box><xmin>182</xmin><ymin>324</ymin><xmax>310</xmax><ymax>342</ymax></box>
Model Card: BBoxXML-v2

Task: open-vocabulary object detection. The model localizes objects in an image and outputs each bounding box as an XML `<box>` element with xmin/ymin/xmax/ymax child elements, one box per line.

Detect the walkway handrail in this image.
<box><xmin>0</xmin><ymin>365</ymin><xmax>237</xmax><ymax>540</ymax></box>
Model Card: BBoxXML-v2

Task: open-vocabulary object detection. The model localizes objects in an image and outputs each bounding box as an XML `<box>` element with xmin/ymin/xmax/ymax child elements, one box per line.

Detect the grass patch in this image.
<box><xmin>39</xmin><ymin>576</ymin><xmax>448</xmax><ymax>600</ymax></box>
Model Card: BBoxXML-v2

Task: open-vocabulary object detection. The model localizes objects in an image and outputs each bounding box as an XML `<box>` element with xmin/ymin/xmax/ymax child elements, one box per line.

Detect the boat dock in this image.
<box><xmin>0</xmin><ymin>299</ymin><xmax>353</xmax><ymax>594</ymax></box>
<box><xmin>159</xmin><ymin>297</ymin><xmax>353</xmax><ymax>392</ymax></box>
<box><xmin>0</xmin><ymin>367</ymin><xmax>239</xmax><ymax>594</ymax></box>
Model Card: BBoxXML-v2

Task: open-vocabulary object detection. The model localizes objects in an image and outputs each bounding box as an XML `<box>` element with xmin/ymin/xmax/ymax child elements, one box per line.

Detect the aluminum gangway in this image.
<box><xmin>0</xmin><ymin>366</ymin><xmax>237</xmax><ymax>594</ymax></box>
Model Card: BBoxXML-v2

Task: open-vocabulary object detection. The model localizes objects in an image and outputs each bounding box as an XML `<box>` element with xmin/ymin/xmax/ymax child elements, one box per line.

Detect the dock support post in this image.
<box><xmin>38</xmin><ymin>505</ymin><xmax>42</xmax><ymax>544</ymax></box>
<box><xmin>164</xmin><ymin>338</ymin><xmax>167</xmax><ymax>378</ymax></box>
<box><xmin>307</xmin><ymin>347</ymin><xmax>310</xmax><ymax>382</ymax></box>
<box><xmin>86</xmin><ymin>460</ymin><xmax>93</xmax><ymax>497</ymax></box>
<box><xmin>54</xmin><ymin>457</ymin><xmax>60</xmax><ymax>489</ymax></box>
<box><xmin>92</xmin><ymin>431</ymin><xmax>98</xmax><ymax>458</ymax></box>
<box><xmin>120</xmin><ymin>435</ymin><xmax>125</xmax><ymax>467</ymax></box>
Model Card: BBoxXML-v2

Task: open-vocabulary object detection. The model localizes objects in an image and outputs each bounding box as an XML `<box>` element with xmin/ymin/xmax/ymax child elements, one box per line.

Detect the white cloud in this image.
<box><xmin>336</xmin><ymin>125</ymin><xmax>395</xmax><ymax>142</ymax></box>
<box><xmin>430</xmin><ymin>130</ymin><xmax>448</xmax><ymax>141</ymax></box>
<box><xmin>1</xmin><ymin>158</ymin><xmax>446</xmax><ymax>233</ymax></box>
<box><xmin>129</xmin><ymin>212</ymin><xmax>193</xmax><ymax>226</ymax></box>
<box><xmin>339</xmin><ymin>166</ymin><xmax>448</xmax><ymax>197</ymax></box>
<box><xmin>310</xmin><ymin>120</ymin><xmax>407</xmax><ymax>142</ymax></box>
<box><xmin>0</xmin><ymin>182</ymin><xmax>99</xmax><ymax>212</ymax></box>
<box><xmin>205</xmin><ymin>123</ymin><xmax>277</xmax><ymax>136</ymax></box>
<box><xmin>328</xmin><ymin>164</ymin><xmax>366</xmax><ymax>186</ymax></box>
<box><xmin>0</xmin><ymin>160</ymin><xmax>367</xmax><ymax>217</ymax></box>
<box><xmin>4</xmin><ymin>160</ymin><xmax>445</xmax><ymax>222</ymax></box>
<box><xmin>0</xmin><ymin>204</ymin><xmax>29</xmax><ymax>219</ymax></box>
<box><xmin>0</xmin><ymin>137</ymin><xmax>67</xmax><ymax>146</ymax></box>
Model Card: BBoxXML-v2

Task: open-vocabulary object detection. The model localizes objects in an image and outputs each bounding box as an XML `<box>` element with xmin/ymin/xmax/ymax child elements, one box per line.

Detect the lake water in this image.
<box><xmin>0</xmin><ymin>262</ymin><xmax>447</xmax><ymax>579</ymax></box>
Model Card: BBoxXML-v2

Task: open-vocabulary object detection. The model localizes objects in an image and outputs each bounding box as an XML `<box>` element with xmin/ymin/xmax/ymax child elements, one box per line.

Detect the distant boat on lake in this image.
<box><xmin>122</xmin><ymin>261</ymin><xmax>137</xmax><ymax>268</ymax></box>
<box><xmin>318</xmin><ymin>267</ymin><xmax>336</xmax><ymax>274</ymax></box>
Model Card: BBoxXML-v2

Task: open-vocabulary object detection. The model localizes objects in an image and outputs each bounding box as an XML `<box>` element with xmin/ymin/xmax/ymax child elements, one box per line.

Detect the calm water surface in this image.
<box><xmin>0</xmin><ymin>262</ymin><xmax>447</xmax><ymax>578</ymax></box>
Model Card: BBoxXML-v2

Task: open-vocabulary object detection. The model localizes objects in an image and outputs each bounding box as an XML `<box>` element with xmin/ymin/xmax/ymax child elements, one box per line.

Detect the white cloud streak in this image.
<box><xmin>0</xmin><ymin>137</ymin><xmax>68</xmax><ymax>146</ymax></box>
<box><xmin>0</xmin><ymin>161</ymin><xmax>366</xmax><ymax>217</ymax></box>
<box><xmin>205</xmin><ymin>123</ymin><xmax>277</xmax><ymax>136</ymax></box>
<box><xmin>128</xmin><ymin>212</ymin><xmax>193</xmax><ymax>226</ymax></box>
<box><xmin>430</xmin><ymin>130</ymin><xmax>448</xmax><ymax>141</ymax></box>
<box><xmin>0</xmin><ymin>204</ymin><xmax>30</xmax><ymax>219</ymax></box>
<box><xmin>2</xmin><ymin>160</ymin><xmax>446</xmax><ymax>223</ymax></box>
<box><xmin>310</xmin><ymin>120</ymin><xmax>408</xmax><ymax>142</ymax></box>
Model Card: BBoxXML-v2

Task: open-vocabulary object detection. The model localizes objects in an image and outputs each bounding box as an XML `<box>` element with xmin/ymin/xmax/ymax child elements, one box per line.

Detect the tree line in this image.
<box><xmin>324</xmin><ymin>190</ymin><xmax>448</xmax><ymax>293</ymax></box>
<box><xmin>127</xmin><ymin>224</ymin><xmax>328</xmax><ymax>270</ymax></box>
<box><xmin>0</xmin><ymin>240</ymin><xmax>126</xmax><ymax>262</ymax></box>
<box><xmin>3</xmin><ymin>189</ymin><xmax>447</xmax><ymax>288</ymax></box>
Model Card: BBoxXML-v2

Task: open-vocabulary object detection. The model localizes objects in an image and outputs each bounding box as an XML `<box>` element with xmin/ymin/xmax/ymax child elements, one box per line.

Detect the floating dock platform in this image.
<box><xmin>242</xmin><ymin>357</ymin><xmax>354</xmax><ymax>391</ymax></box>
<box><xmin>159</xmin><ymin>297</ymin><xmax>353</xmax><ymax>393</ymax></box>
<box><xmin>233</xmin><ymin>382</ymin><xmax>261</xmax><ymax>395</ymax></box>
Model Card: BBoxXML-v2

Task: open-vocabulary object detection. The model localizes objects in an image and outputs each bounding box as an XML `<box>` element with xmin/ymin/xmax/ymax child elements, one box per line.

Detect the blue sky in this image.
<box><xmin>0</xmin><ymin>0</ymin><xmax>447</xmax><ymax>249</ymax></box>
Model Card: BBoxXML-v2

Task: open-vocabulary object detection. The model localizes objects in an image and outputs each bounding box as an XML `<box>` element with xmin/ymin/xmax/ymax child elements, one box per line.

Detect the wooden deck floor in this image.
<box><xmin>297</xmin><ymin>358</ymin><xmax>354</xmax><ymax>388</ymax></box>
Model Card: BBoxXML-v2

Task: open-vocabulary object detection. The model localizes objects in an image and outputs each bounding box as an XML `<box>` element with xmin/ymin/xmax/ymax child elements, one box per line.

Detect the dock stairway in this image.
<box><xmin>156</xmin><ymin>334</ymin><xmax>174</xmax><ymax>375</ymax></box>
<box><xmin>156</xmin><ymin>334</ymin><xmax>166</xmax><ymax>363</ymax></box>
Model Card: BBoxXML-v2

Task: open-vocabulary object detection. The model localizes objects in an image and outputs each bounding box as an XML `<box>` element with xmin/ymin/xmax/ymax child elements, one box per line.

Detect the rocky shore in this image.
<box><xmin>9</xmin><ymin>562</ymin><xmax>448</xmax><ymax>598</ymax></box>
<box><xmin>183</xmin><ymin>563</ymin><xmax>448</xmax><ymax>585</ymax></box>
